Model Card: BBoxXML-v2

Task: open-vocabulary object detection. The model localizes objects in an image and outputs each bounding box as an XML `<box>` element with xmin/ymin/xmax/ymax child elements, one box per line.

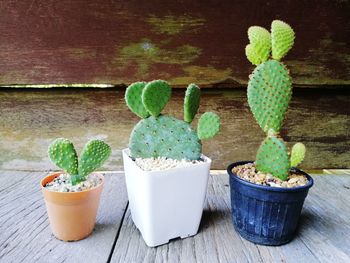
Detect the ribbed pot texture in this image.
<box><xmin>228</xmin><ymin>161</ymin><xmax>313</xmax><ymax>246</ymax></box>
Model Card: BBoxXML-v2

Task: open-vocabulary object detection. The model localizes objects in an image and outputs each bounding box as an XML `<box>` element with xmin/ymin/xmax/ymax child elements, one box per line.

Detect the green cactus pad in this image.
<box><xmin>256</xmin><ymin>135</ymin><xmax>290</xmax><ymax>180</ymax></box>
<box><xmin>129</xmin><ymin>115</ymin><xmax>201</xmax><ymax>160</ymax></box>
<box><xmin>48</xmin><ymin>138</ymin><xmax>78</xmax><ymax>176</ymax></box>
<box><xmin>184</xmin><ymin>83</ymin><xmax>200</xmax><ymax>123</ymax></box>
<box><xmin>245</xmin><ymin>44</ymin><xmax>262</xmax><ymax>66</ymax></box>
<box><xmin>125</xmin><ymin>82</ymin><xmax>150</xmax><ymax>118</ymax></box>
<box><xmin>142</xmin><ymin>80</ymin><xmax>171</xmax><ymax>117</ymax></box>
<box><xmin>247</xmin><ymin>60</ymin><xmax>292</xmax><ymax>133</ymax></box>
<box><xmin>271</xmin><ymin>20</ymin><xmax>295</xmax><ymax>60</ymax></box>
<box><xmin>197</xmin><ymin>112</ymin><xmax>221</xmax><ymax>140</ymax></box>
<box><xmin>290</xmin><ymin>142</ymin><xmax>306</xmax><ymax>167</ymax></box>
<box><xmin>78</xmin><ymin>139</ymin><xmax>112</xmax><ymax>179</ymax></box>
<box><xmin>247</xmin><ymin>26</ymin><xmax>271</xmax><ymax>65</ymax></box>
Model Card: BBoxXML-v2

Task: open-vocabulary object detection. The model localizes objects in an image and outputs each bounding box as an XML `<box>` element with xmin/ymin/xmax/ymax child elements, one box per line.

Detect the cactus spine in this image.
<box><xmin>126</xmin><ymin>80</ymin><xmax>221</xmax><ymax>160</ymax></box>
<box><xmin>48</xmin><ymin>138</ymin><xmax>111</xmax><ymax>185</ymax></box>
<box><xmin>246</xmin><ymin>20</ymin><xmax>305</xmax><ymax>180</ymax></box>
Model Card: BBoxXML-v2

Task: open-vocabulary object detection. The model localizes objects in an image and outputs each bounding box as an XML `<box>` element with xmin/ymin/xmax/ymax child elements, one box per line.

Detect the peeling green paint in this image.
<box><xmin>147</xmin><ymin>15</ymin><xmax>205</xmax><ymax>35</ymax></box>
<box><xmin>66</xmin><ymin>48</ymin><xmax>97</xmax><ymax>60</ymax></box>
<box><xmin>119</xmin><ymin>39</ymin><xmax>201</xmax><ymax>64</ymax></box>
<box><xmin>170</xmin><ymin>65</ymin><xmax>233</xmax><ymax>85</ymax></box>
<box><xmin>288</xmin><ymin>35</ymin><xmax>350</xmax><ymax>85</ymax></box>
<box><xmin>113</xmin><ymin>39</ymin><xmax>201</xmax><ymax>77</ymax></box>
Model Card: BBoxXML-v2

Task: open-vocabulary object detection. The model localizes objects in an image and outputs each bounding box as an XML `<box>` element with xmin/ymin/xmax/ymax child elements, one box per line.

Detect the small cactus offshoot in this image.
<box><xmin>125</xmin><ymin>80</ymin><xmax>221</xmax><ymax>160</ymax></box>
<box><xmin>48</xmin><ymin>138</ymin><xmax>111</xmax><ymax>185</ymax></box>
<box><xmin>245</xmin><ymin>20</ymin><xmax>306</xmax><ymax>180</ymax></box>
<box><xmin>290</xmin><ymin>143</ymin><xmax>306</xmax><ymax>167</ymax></box>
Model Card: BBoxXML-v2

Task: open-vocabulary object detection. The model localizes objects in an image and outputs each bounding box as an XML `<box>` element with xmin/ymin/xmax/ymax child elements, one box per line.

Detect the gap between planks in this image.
<box><xmin>110</xmin><ymin>173</ymin><xmax>350</xmax><ymax>263</ymax></box>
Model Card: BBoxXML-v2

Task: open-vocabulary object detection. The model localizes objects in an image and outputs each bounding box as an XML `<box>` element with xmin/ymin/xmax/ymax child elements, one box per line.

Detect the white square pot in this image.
<box><xmin>122</xmin><ymin>149</ymin><xmax>211</xmax><ymax>247</ymax></box>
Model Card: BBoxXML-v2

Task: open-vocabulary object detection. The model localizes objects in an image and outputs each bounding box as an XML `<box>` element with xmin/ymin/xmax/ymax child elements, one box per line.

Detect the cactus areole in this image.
<box><xmin>245</xmin><ymin>20</ymin><xmax>306</xmax><ymax>181</ymax></box>
<box><xmin>125</xmin><ymin>80</ymin><xmax>221</xmax><ymax>161</ymax></box>
<box><xmin>48</xmin><ymin>138</ymin><xmax>111</xmax><ymax>185</ymax></box>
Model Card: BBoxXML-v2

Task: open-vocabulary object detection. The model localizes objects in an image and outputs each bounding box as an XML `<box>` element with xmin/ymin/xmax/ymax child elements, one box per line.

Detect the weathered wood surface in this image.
<box><xmin>0</xmin><ymin>88</ymin><xmax>348</xmax><ymax>170</ymax></box>
<box><xmin>111</xmin><ymin>173</ymin><xmax>350</xmax><ymax>263</ymax></box>
<box><xmin>1</xmin><ymin>171</ymin><xmax>350</xmax><ymax>262</ymax></box>
<box><xmin>0</xmin><ymin>0</ymin><xmax>349</xmax><ymax>86</ymax></box>
<box><xmin>0</xmin><ymin>171</ymin><xmax>128</xmax><ymax>263</ymax></box>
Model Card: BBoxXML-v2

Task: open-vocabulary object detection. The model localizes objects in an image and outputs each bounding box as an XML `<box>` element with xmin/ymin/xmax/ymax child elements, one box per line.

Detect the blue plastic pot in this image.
<box><xmin>228</xmin><ymin>161</ymin><xmax>313</xmax><ymax>246</ymax></box>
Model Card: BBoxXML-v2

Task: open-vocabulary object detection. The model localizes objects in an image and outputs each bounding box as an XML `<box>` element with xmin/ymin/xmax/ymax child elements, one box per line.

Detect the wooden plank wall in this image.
<box><xmin>0</xmin><ymin>1</ymin><xmax>348</xmax><ymax>169</ymax></box>
<box><xmin>0</xmin><ymin>88</ymin><xmax>348</xmax><ymax>170</ymax></box>
<box><xmin>0</xmin><ymin>0</ymin><xmax>349</xmax><ymax>86</ymax></box>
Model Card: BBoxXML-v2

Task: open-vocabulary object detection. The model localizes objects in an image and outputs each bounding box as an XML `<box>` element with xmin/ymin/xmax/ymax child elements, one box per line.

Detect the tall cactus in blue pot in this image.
<box><xmin>228</xmin><ymin>20</ymin><xmax>314</xmax><ymax>246</ymax></box>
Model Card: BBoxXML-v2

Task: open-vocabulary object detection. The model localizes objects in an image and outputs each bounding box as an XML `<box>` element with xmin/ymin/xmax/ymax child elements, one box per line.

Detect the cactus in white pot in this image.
<box><xmin>123</xmin><ymin>80</ymin><xmax>220</xmax><ymax>247</ymax></box>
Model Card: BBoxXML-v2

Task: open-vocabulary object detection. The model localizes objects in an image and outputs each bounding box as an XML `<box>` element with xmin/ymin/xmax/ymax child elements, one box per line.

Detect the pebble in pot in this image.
<box><xmin>228</xmin><ymin>20</ymin><xmax>314</xmax><ymax>246</ymax></box>
<box><xmin>41</xmin><ymin>138</ymin><xmax>111</xmax><ymax>241</ymax></box>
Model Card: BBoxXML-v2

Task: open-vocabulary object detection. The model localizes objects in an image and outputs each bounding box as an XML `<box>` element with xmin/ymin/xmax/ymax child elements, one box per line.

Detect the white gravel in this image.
<box><xmin>44</xmin><ymin>173</ymin><xmax>102</xmax><ymax>192</ymax></box>
<box><xmin>135</xmin><ymin>157</ymin><xmax>202</xmax><ymax>171</ymax></box>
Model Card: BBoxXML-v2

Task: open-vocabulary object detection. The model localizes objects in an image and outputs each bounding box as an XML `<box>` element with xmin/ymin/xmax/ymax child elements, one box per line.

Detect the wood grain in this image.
<box><xmin>111</xmin><ymin>173</ymin><xmax>350</xmax><ymax>263</ymax></box>
<box><xmin>1</xmin><ymin>171</ymin><xmax>350</xmax><ymax>262</ymax></box>
<box><xmin>0</xmin><ymin>0</ymin><xmax>349</xmax><ymax>86</ymax></box>
<box><xmin>0</xmin><ymin>171</ymin><xmax>128</xmax><ymax>263</ymax></box>
<box><xmin>0</xmin><ymin>88</ymin><xmax>348</xmax><ymax>170</ymax></box>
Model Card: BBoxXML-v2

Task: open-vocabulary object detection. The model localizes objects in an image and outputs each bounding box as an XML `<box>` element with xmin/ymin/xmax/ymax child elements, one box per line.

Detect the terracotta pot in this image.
<box><xmin>41</xmin><ymin>172</ymin><xmax>104</xmax><ymax>241</ymax></box>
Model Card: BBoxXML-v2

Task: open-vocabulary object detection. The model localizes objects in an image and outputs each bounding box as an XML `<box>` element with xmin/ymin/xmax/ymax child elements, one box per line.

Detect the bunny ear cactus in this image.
<box><xmin>246</xmin><ymin>26</ymin><xmax>271</xmax><ymax>65</ymax></box>
<box><xmin>78</xmin><ymin>140</ymin><xmax>112</xmax><ymax>178</ymax></box>
<box><xmin>245</xmin><ymin>20</ymin><xmax>305</xmax><ymax>180</ymax></box>
<box><xmin>48</xmin><ymin>138</ymin><xmax>79</xmax><ymax>176</ymax></box>
<box><xmin>142</xmin><ymin>80</ymin><xmax>171</xmax><ymax>117</ymax></box>
<box><xmin>197</xmin><ymin>112</ymin><xmax>221</xmax><ymax>140</ymax></box>
<box><xmin>290</xmin><ymin>143</ymin><xmax>306</xmax><ymax>167</ymax></box>
<box><xmin>125</xmin><ymin>80</ymin><xmax>220</xmax><ymax>160</ymax></box>
<box><xmin>48</xmin><ymin>138</ymin><xmax>111</xmax><ymax>185</ymax></box>
<box><xmin>125</xmin><ymin>82</ymin><xmax>150</xmax><ymax>118</ymax></box>
<box><xmin>271</xmin><ymin>20</ymin><xmax>295</xmax><ymax>60</ymax></box>
<box><xmin>256</xmin><ymin>132</ymin><xmax>290</xmax><ymax>180</ymax></box>
<box><xmin>184</xmin><ymin>84</ymin><xmax>200</xmax><ymax>123</ymax></box>
<box><xmin>248</xmin><ymin>60</ymin><xmax>292</xmax><ymax>133</ymax></box>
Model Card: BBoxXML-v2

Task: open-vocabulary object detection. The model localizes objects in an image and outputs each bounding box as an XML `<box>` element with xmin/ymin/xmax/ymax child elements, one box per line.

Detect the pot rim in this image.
<box><xmin>227</xmin><ymin>161</ymin><xmax>314</xmax><ymax>193</ymax></box>
<box><xmin>41</xmin><ymin>171</ymin><xmax>105</xmax><ymax>194</ymax></box>
<box><xmin>122</xmin><ymin>148</ymin><xmax>212</xmax><ymax>173</ymax></box>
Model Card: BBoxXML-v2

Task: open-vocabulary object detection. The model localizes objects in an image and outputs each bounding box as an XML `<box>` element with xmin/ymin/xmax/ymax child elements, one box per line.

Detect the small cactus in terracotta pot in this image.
<box><xmin>41</xmin><ymin>138</ymin><xmax>111</xmax><ymax>241</ymax></box>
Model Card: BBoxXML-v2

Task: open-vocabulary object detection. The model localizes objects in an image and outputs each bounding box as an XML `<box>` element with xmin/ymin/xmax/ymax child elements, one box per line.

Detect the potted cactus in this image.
<box><xmin>123</xmin><ymin>80</ymin><xmax>220</xmax><ymax>247</ymax></box>
<box><xmin>227</xmin><ymin>20</ymin><xmax>314</xmax><ymax>245</ymax></box>
<box><xmin>41</xmin><ymin>138</ymin><xmax>111</xmax><ymax>241</ymax></box>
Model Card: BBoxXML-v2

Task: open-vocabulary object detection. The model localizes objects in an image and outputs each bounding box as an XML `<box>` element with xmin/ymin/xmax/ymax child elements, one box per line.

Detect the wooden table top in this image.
<box><xmin>1</xmin><ymin>171</ymin><xmax>349</xmax><ymax>263</ymax></box>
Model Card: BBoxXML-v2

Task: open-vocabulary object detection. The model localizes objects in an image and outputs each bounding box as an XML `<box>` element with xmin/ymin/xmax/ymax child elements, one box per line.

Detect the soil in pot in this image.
<box><xmin>232</xmin><ymin>162</ymin><xmax>308</xmax><ymax>188</ymax></box>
